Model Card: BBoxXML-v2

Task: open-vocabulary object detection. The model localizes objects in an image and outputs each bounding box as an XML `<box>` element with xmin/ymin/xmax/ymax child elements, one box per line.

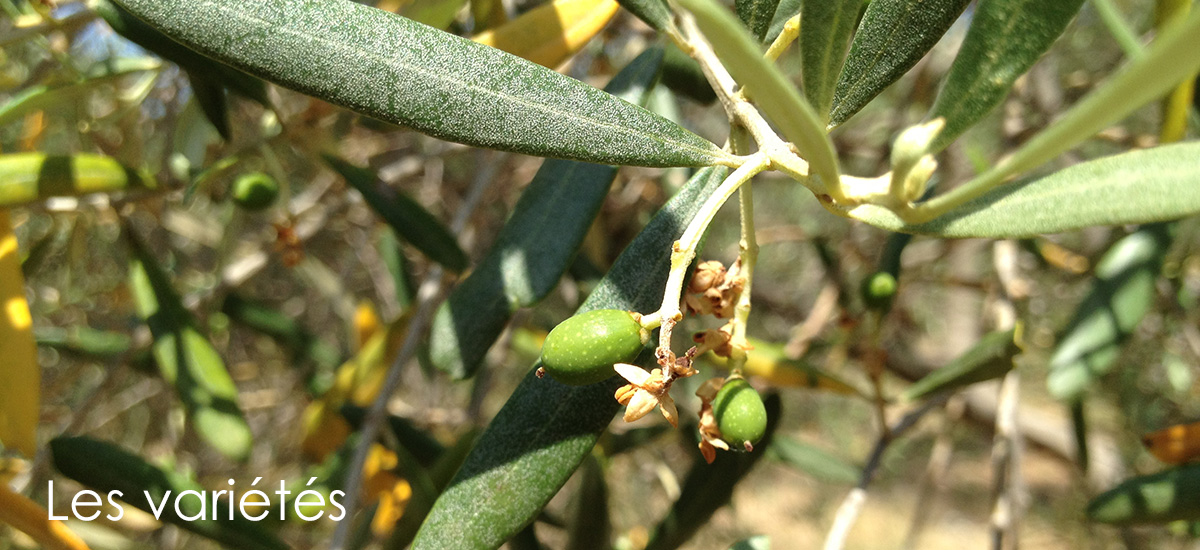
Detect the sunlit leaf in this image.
<box><xmin>704</xmin><ymin>337</ymin><xmax>862</xmax><ymax>395</ymax></box>
<box><xmin>125</xmin><ymin>224</ymin><xmax>253</xmax><ymax>460</ymax></box>
<box><xmin>403</xmin><ymin>0</ymin><xmax>471</xmax><ymax>30</ymax></box>
<box><xmin>829</xmin><ymin>0</ymin><xmax>971</xmax><ymax>127</ymax></box>
<box><xmin>111</xmin><ymin>0</ymin><xmax>727</xmax><ymax>168</ymax></box>
<box><xmin>849</xmin><ymin>143</ymin><xmax>1200</xmax><ymax>237</ymax></box>
<box><xmin>0</xmin><ymin>153</ymin><xmax>158</xmax><ymax>207</ymax></box>
<box><xmin>928</xmin><ymin>0</ymin><xmax>1086</xmax><ymax>151</ymax></box>
<box><xmin>429</xmin><ymin>48</ymin><xmax>664</xmax><ymax>379</ymax></box>
<box><xmin>473</xmin><ymin>0</ymin><xmax>620</xmax><ymax>69</ymax></box>
<box><xmin>0</xmin><ymin>482</ymin><xmax>90</xmax><ymax>550</ymax></box>
<box><xmin>412</xmin><ymin>166</ymin><xmax>731</xmax><ymax>549</ymax></box>
<box><xmin>0</xmin><ymin>209</ymin><xmax>38</xmax><ymax>458</ymax></box>
<box><xmin>1046</xmin><ymin>224</ymin><xmax>1172</xmax><ymax>401</ymax></box>
<box><xmin>799</xmin><ymin>0</ymin><xmax>859</xmax><ymax>122</ymax></box>
<box><xmin>0</xmin><ymin>57</ymin><xmax>160</xmax><ymax>128</ymax></box>
<box><xmin>767</xmin><ymin>436</ymin><xmax>858</xmax><ymax>484</ymax></box>
<box><xmin>1089</xmin><ymin>463</ymin><xmax>1200</xmax><ymax>525</ymax></box>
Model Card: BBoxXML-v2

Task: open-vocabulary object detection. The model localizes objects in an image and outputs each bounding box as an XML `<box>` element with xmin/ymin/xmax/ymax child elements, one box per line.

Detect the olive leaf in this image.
<box><xmin>111</xmin><ymin>0</ymin><xmax>727</xmax><ymax>168</ymax></box>
<box><xmin>1047</xmin><ymin>224</ymin><xmax>1172</xmax><ymax>401</ymax></box>
<box><xmin>615</xmin><ymin>0</ymin><xmax>674</xmax><ymax>32</ymax></box>
<box><xmin>901</xmin><ymin>327</ymin><xmax>1022</xmax><ymax>403</ymax></box>
<box><xmin>764</xmin><ymin>0</ymin><xmax>801</xmax><ymax>45</ymax></box>
<box><xmin>324</xmin><ymin>155</ymin><xmax>469</xmax><ymax>272</ymax></box>
<box><xmin>125</xmin><ymin>224</ymin><xmax>253</xmax><ymax>460</ymax></box>
<box><xmin>767</xmin><ymin>436</ymin><xmax>859</xmax><ymax>485</ymax></box>
<box><xmin>411</xmin><ymin>166</ymin><xmax>731</xmax><ymax>549</ymax></box>
<box><xmin>829</xmin><ymin>0</ymin><xmax>971</xmax><ymax>127</ymax></box>
<box><xmin>928</xmin><ymin>0</ymin><xmax>1086</xmax><ymax>152</ymax></box>
<box><xmin>1089</xmin><ymin>463</ymin><xmax>1200</xmax><ymax>525</ymax></box>
<box><xmin>736</xmin><ymin>0</ymin><xmax>781</xmax><ymax>42</ymax></box>
<box><xmin>0</xmin><ymin>153</ymin><xmax>158</xmax><ymax>207</ymax></box>
<box><xmin>429</xmin><ymin>47</ymin><xmax>665</xmax><ymax>379</ymax></box>
<box><xmin>799</xmin><ymin>0</ymin><xmax>860</xmax><ymax>122</ymax></box>
<box><xmin>848</xmin><ymin>142</ymin><xmax>1200</xmax><ymax>238</ymax></box>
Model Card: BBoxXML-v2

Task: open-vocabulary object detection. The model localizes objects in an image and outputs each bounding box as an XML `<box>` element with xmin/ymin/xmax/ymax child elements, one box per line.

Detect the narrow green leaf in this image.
<box><xmin>94</xmin><ymin>0</ymin><xmax>269</xmax><ymax>106</ymax></box>
<box><xmin>429</xmin><ymin>47</ymin><xmax>665</xmax><ymax>379</ymax></box>
<box><xmin>385</xmin><ymin>430</ymin><xmax>480</xmax><ymax>549</ymax></box>
<box><xmin>616</xmin><ymin>0</ymin><xmax>674</xmax><ymax>32</ymax></box>
<box><xmin>324</xmin><ymin>156</ymin><xmax>468</xmax><ymax>272</ymax></box>
<box><xmin>0</xmin><ymin>153</ymin><xmax>158</xmax><ymax>207</ymax></box>
<box><xmin>411</xmin><ymin>166</ymin><xmax>731</xmax><ymax>549</ymax></box>
<box><xmin>1047</xmin><ymin>224</ymin><xmax>1172</xmax><ymax>401</ymax></box>
<box><xmin>221</xmin><ymin>293</ymin><xmax>341</xmax><ymax>370</ymax></box>
<box><xmin>767</xmin><ymin>436</ymin><xmax>858</xmax><ymax>484</ymax></box>
<box><xmin>35</xmin><ymin>326</ymin><xmax>133</xmax><ymax>360</ymax></box>
<box><xmin>565</xmin><ymin>454</ymin><xmax>611</xmax><ymax>550</ymax></box>
<box><xmin>928</xmin><ymin>0</ymin><xmax>1086</xmax><ymax>152</ymax></box>
<box><xmin>0</xmin><ymin>57</ymin><xmax>161</xmax><ymax>128</ymax></box>
<box><xmin>849</xmin><ymin>143</ymin><xmax>1200</xmax><ymax>238</ymax></box>
<box><xmin>111</xmin><ymin>0</ymin><xmax>727</xmax><ymax>168</ymax></box>
<box><xmin>125</xmin><ymin>225</ymin><xmax>253</xmax><ymax>460</ymax></box>
<box><xmin>800</xmin><ymin>0</ymin><xmax>859</xmax><ymax>122</ymax></box>
<box><xmin>737</xmin><ymin>0</ymin><xmax>781</xmax><ymax>42</ymax></box>
<box><xmin>678</xmin><ymin>0</ymin><xmax>841</xmax><ymax>189</ymax></box>
<box><xmin>378</xmin><ymin>228</ymin><xmax>417</xmax><ymax>310</ymax></box>
<box><xmin>901</xmin><ymin>327</ymin><xmax>1022</xmax><ymax>403</ymax></box>
<box><xmin>644</xmin><ymin>393</ymin><xmax>782</xmax><ymax>550</ymax></box>
<box><xmin>1088</xmin><ymin>463</ymin><xmax>1200</xmax><ymax>525</ymax></box>
<box><xmin>51</xmin><ymin>436</ymin><xmax>286</xmax><ymax>550</ymax></box>
<box><xmin>829</xmin><ymin>0</ymin><xmax>971</xmax><ymax>127</ymax></box>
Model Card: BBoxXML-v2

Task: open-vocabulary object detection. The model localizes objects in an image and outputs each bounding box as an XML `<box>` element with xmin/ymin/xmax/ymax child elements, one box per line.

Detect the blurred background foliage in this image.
<box><xmin>1</xmin><ymin>0</ymin><xmax>1200</xmax><ymax>548</ymax></box>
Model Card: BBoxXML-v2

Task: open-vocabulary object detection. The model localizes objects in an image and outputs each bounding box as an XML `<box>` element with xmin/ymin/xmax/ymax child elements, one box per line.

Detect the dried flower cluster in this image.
<box><xmin>684</xmin><ymin>259</ymin><xmax>744</xmax><ymax>318</ymax></box>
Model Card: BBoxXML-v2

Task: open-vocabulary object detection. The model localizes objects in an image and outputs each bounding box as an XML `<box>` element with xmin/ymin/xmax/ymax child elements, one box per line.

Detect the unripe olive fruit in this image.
<box><xmin>712</xmin><ymin>378</ymin><xmax>767</xmax><ymax>450</ymax></box>
<box><xmin>541</xmin><ymin>309</ymin><xmax>646</xmax><ymax>385</ymax></box>
<box><xmin>231</xmin><ymin>172</ymin><xmax>279</xmax><ymax>211</ymax></box>
<box><xmin>860</xmin><ymin>271</ymin><xmax>898</xmax><ymax>311</ymax></box>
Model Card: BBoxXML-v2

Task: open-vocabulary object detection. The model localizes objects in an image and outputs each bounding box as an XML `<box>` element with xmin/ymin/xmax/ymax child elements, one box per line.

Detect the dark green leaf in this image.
<box><xmin>849</xmin><ymin>143</ymin><xmax>1200</xmax><ymax>237</ymax></box>
<box><xmin>1047</xmin><ymin>224</ymin><xmax>1172</xmax><ymax>401</ymax></box>
<box><xmin>644</xmin><ymin>393</ymin><xmax>782</xmax><ymax>550</ymax></box>
<box><xmin>186</xmin><ymin>71</ymin><xmax>232</xmax><ymax>140</ymax></box>
<box><xmin>661</xmin><ymin>44</ymin><xmax>718</xmax><ymax>104</ymax></box>
<box><xmin>51</xmin><ymin>436</ymin><xmax>286</xmax><ymax>550</ymax></box>
<box><xmin>566</xmin><ymin>455</ymin><xmax>611</xmax><ymax>550</ymax></box>
<box><xmin>829</xmin><ymin>0</ymin><xmax>971</xmax><ymax>127</ymax></box>
<box><xmin>429</xmin><ymin>47</ymin><xmax>665</xmax><ymax>379</ymax></box>
<box><xmin>411</xmin><ymin>165</ymin><xmax>731</xmax><ymax>549</ymax></box>
<box><xmin>901</xmin><ymin>327</ymin><xmax>1022</xmax><ymax>403</ymax></box>
<box><xmin>928</xmin><ymin>0</ymin><xmax>1086</xmax><ymax>151</ymax></box>
<box><xmin>111</xmin><ymin>0</ymin><xmax>727</xmax><ymax>168</ymax></box>
<box><xmin>386</xmin><ymin>430</ymin><xmax>479</xmax><ymax>549</ymax></box>
<box><xmin>0</xmin><ymin>153</ymin><xmax>158</xmax><ymax>207</ymax></box>
<box><xmin>378</xmin><ymin>228</ymin><xmax>417</xmax><ymax>309</ymax></box>
<box><xmin>221</xmin><ymin>293</ymin><xmax>341</xmax><ymax>370</ymax></box>
<box><xmin>125</xmin><ymin>224</ymin><xmax>253</xmax><ymax>460</ymax></box>
<box><xmin>1089</xmin><ymin>463</ymin><xmax>1200</xmax><ymax>525</ymax></box>
<box><xmin>767</xmin><ymin>436</ymin><xmax>858</xmax><ymax>484</ymax></box>
<box><xmin>324</xmin><ymin>155</ymin><xmax>468</xmax><ymax>272</ymax></box>
<box><xmin>616</xmin><ymin>0</ymin><xmax>674</xmax><ymax>32</ymax></box>
<box><xmin>800</xmin><ymin>0</ymin><xmax>860</xmax><ymax>122</ymax></box>
<box><xmin>737</xmin><ymin>0</ymin><xmax>780</xmax><ymax>42</ymax></box>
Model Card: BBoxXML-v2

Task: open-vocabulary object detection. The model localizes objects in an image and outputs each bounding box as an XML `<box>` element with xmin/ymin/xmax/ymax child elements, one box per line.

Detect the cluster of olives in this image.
<box><xmin>540</xmin><ymin>308</ymin><xmax>767</xmax><ymax>451</ymax></box>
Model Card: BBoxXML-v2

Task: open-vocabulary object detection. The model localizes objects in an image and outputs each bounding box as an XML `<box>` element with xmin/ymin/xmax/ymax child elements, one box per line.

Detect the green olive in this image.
<box><xmin>231</xmin><ymin>172</ymin><xmax>279</xmax><ymax>211</ymax></box>
<box><xmin>860</xmin><ymin>271</ymin><xmax>898</xmax><ymax>311</ymax></box>
<box><xmin>541</xmin><ymin>309</ymin><xmax>645</xmax><ymax>385</ymax></box>
<box><xmin>713</xmin><ymin>377</ymin><xmax>767</xmax><ymax>450</ymax></box>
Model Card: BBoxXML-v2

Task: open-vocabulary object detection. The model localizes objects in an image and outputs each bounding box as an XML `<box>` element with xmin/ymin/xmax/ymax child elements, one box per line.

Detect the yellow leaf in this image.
<box><xmin>472</xmin><ymin>0</ymin><xmax>620</xmax><ymax>69</ymax></box>
<box><xmin>0</xmin><ymin>209</ymin><xmax>38</xmax><ymax>457</ymax></box>
<box><xmin>353</xmin><ymin>300</ymin><xmax>381</xmax><ymax>352</ymax></box>
<box><xmin>0</xmin><ymin>483</ymin><xmax>91</xmax><ymax>550</ymax></box>
<box><xmin>706</xmin><ymin>337</ymin><xmax>863</xmax><ymax>396</ymax></box>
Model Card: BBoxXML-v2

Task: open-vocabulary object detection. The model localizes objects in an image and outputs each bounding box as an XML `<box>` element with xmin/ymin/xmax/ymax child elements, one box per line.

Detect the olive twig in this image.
<box><xmin>654</xmin><ymin>152</ymin><xmax>770</xmax><ymax>385</ymax></box>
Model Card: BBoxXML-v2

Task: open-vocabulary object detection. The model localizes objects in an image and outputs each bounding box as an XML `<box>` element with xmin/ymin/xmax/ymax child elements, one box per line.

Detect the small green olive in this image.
<box><xmin>231</xmin><ymin>172</ymin><xmax>279</xmax><ymax>211</ymax></box>
<box><xmin>712</xmin><ymin>378</ymin><xmax>767</xmax><ymax>450</ymax></box>
<box><xmin>541</xmin><ymin>309</ymin><xmax>645</xmax><ymax>385</ymax></box>
<box><xmin>860</xmin><ymin>271</ymin><xmax>898</xmax><ymax>311</ymax></box>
